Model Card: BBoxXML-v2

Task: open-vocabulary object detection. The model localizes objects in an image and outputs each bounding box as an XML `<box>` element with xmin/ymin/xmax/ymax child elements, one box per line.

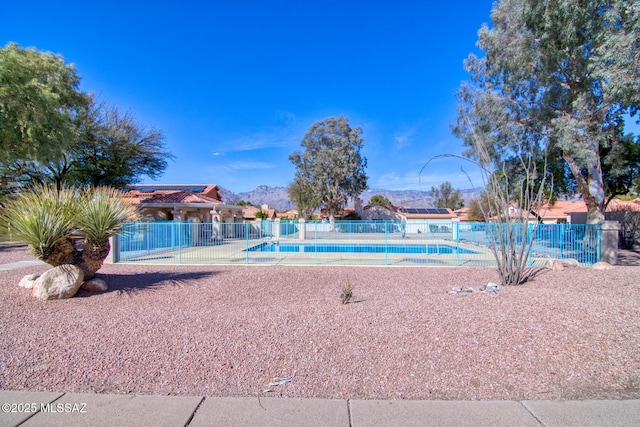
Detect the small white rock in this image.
<box><xmin>19</xmin><ymin>273</ymin><xmax>39</xmax><ymax>289</ymax></box>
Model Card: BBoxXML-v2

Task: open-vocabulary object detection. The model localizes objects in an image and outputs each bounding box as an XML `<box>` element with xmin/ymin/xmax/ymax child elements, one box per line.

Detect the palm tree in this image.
<box><xmin>1</xmin><ymin>185</ymin><xmax>137</xmax><ymax>279</ymax></box>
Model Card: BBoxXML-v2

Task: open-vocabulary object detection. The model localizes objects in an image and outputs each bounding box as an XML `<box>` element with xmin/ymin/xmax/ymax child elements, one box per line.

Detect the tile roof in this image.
<box><xmin>536</xmin><ymin>199</ymin><xmax>640</xmax><ymax>218</ymax></box>
<box><xmin>242</xmin><ymin>206</ymin><xmax>282</xmax><ymax>219</ymax></box>
<box><xmin>276</xmin><ymin>210</ymin><xmax>298</xmax><ymax>219</ymax></box>
<box><xmin>121</xmin><ymin>184</ymin><xmax>223</xmax><ymax>204</ymax></box>
<box><xmin>242</xmin><ymin>206</ymin><xmax>259</xmax><ymax>219</ymax></box>
<box><xmin>139</xmin><ymin>190</ymin><xmax>223</xmax><ymax>205</ymax></box>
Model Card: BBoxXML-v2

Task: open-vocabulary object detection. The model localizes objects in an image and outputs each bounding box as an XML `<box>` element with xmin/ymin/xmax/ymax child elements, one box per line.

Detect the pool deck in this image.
<box><xmin>115</xmin><ymin>236</ymin><xmax>504</xmax><ymax>266</ymax></box>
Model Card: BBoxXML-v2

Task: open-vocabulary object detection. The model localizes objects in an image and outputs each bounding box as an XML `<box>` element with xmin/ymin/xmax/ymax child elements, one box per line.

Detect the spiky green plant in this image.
<box><xmin>75</xmin><ymin>187</ymin><xmax>138</xmax><ymax>278</ymax></box>
<box><xmin>0</xmin><ymin>185</ymin><xmax>78</xmax><ymax>263</ymax></box>
<box><xmin>75</xmin><ymin>187</ymin><xmax>137</xmax><ymax>242</ymax></box>
<box><xmin>0</xmin><ymin>185</ymin><xmax>138</xmax><ymax>278</ymax></box>
<box><xmin>340</xmin><ymin>282</ymin><xmax>354</xmax><ymax>305</ymax></box>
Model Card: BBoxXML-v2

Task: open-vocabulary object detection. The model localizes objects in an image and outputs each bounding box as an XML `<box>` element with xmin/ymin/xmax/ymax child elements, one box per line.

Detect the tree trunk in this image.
<box><xmin>81</xmin><ymin>239</ymin><xmax>110</xmax><ymax>280</ymax></box>
<box><xmin>33</xmin><ymin>237</ymin><xmax>80</xmax><ymax>267</ymax></box>
<box><xmin>563</xmin><ymin>152</ymin><xmax>605</xmax><ymax>224</ymax></box>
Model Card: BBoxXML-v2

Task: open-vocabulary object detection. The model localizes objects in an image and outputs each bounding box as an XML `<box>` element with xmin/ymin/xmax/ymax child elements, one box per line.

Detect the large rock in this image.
<box><xmin>81</xmin><ymin>277</ymin><xmax>108</xmax><ymax>292</ymax></box>
<box><xmin>32</xmin><ymin>265</ymin><xmax>84</xmax><ymax>300</ymax></box>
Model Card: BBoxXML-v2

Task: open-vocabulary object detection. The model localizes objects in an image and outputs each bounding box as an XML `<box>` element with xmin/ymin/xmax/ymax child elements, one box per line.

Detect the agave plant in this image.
<box><xmin>0</xmin><ymin>185</ymin><xmax>137</xmax><ymax>278</ymax></box>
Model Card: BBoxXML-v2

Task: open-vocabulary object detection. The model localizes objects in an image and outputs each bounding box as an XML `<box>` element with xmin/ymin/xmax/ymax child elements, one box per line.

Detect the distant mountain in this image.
<box><xmin>220</xmin><ymin>185</ymin><xmax>483</xmax><ymax>211</ymax></box>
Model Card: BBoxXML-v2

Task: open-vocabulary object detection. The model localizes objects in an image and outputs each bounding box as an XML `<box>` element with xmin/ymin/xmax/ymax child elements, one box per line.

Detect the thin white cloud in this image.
<box><xmin>210</xmin><ymin>112</ymin><xmax>309</xmax><ymax>155</ymax></box>
<box><xmin>370</xmin><ymin>172</ymin><xmax>421</xmax><ymax>190</ymax></box>
<box><xmin>213</xmin><ymin>128</ymin><xmax>303</xmax><ymax>154</ymax></box>
<box><xmin>216</xmin><ymin>137</ymin><xmax>286</xmax><ymax>153</ymax></box>
<box><xmin>393</xmin><ymin>128</ymin><xmax>416</xmax><ymax>150</ymax></box>
<box><xmin>371</xmin><ymin>167</ymin><xmax>483</xmax><ymax>191</ymax></box>
<box><xmin>219</xmin><ymin>161</ymin><xmax>277</xmax><ymax>171</ymax></box>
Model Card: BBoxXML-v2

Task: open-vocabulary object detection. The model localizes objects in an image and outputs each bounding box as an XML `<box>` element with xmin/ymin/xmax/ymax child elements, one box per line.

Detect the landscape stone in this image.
<box><xmin>591</xmin><ymin>261</ymin><xmax>613</xmax><ymax>270</ymax></box>
<box><xmin>32</xmin><ymin>264</ymin><xmax>84</xmax><ymax>300</ymax></box>
<box><xmin>547</xmin><ymin>259</ymin><xmax>564</xmax><ymax>271</ymax></box>
<box><xmin>82</xmin><ymin>277</ymin><xmax>108</xmax><ymax>292</ymax></box>
<box><xmin>18</xmin><ymin>273</ymin><xmax>39</xmax><ymax>289</ymax></box>
<box><xmin>448</xmin><ymin>282</ymin><xmax>499</xmax><ymax>295</ymax></box>
<box><xmin>560</xmin><ymin>258</ymin><xmax>581</xmax><ymax>268</ymax></box>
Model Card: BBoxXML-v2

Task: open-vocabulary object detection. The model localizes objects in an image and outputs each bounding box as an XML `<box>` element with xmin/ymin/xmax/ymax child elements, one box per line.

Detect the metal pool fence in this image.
<box><xmin>113</xmin><ymin>220</ymin><xmax>602</xmax><ymax>267</ymax></box>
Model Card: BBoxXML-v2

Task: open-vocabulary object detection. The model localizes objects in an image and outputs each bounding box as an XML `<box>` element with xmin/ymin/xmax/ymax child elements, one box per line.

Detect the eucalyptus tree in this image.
<box><xmin>453</xmin><ymin>0</ymin><xmax>640</xmax><ymax>224</ymax></box>
<box><xmin>289</xmin><ymin>116</ymin><xmax>368</xmax><ymax>222</ymax></box>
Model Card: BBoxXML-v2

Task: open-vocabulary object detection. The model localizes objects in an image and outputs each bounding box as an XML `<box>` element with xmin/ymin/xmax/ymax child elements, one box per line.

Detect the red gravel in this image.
<box><xmin>1</xmin><ymin>244</ymin><xmax>639</xmax><ymax>400</ymax></box>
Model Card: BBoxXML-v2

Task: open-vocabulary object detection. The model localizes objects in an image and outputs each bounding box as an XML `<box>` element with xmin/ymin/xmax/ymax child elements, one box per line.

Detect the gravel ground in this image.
<box><xmin>1</xmin><ymin>243</ymin><xmax>639</xmax><ymax>401</ymax></box>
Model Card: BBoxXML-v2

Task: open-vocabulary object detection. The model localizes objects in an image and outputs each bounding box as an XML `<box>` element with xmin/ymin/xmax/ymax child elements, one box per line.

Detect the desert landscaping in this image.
<box><xmin>1</xmin><ymin>243</ymin><xmax>639</xmax><ymax>402</ymax></box>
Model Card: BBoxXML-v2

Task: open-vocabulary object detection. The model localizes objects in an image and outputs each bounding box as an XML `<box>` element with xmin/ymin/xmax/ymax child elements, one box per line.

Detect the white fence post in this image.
<box><xmin>298</xmin><ymin>219</ymin><xmax>306</xmax><ymax>240</ymax></box>
<box><xmin>273</xmin><ymin>218</ymin><xmax>281</xmax><ymax>240</ymax></box>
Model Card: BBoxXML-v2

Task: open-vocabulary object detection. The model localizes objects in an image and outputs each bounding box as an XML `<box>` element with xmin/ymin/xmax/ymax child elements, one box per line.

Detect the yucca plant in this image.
<box><xmin>75</xmin><ymin>187</ymin><xmax>138</xmax><ymax>278</ymax></box>
<box><xmin>0</xmin><ymin>185</ymin><xmax>78</xmax><ymax>265</ymax></box>
<box><xmin>0</xmin><ymin>185</ymin><xmax>137</xmax><ymax>279</ymax></box>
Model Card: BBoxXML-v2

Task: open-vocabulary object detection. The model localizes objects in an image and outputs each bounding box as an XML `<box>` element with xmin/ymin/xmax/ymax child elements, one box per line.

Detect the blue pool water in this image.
<box><xmin>248</xmin><ymin>242</ymin><xmax>477</xmax><ymax>254</ymax></box>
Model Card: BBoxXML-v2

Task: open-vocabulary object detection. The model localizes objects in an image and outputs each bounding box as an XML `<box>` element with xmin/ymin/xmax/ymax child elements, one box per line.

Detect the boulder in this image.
<box><xmin>546</xmin><ymin>259</ymin><xmax>564</xmax><ymax>271</ymax></box>
<box><xmin>560</xmin><ymin>258</ymin><xmax>581</xmax><ymax>268</ymax></box>
<box><xmin>32</xmin><ymin>265</ymin><xmax>84</xmax><ymax>300</ymax></box>
<box><xmin>592</xmin><ymin>261</ymin><xmax>613</xmax><ymax>270</ymax></box>
<box><xmin>19</xmin><ymin>273</ymin><xmax>39</xmax><ymax>289</ymax></box>
<box><xmin>81</xmin><ymin>277</ymin><xmax>108</xmax><ymax>292</ymax></box>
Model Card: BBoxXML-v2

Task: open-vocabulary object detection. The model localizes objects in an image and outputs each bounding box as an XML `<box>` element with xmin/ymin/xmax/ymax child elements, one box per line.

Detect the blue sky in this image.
<box><xmin>2</xmin><ymin>1</ymin><xmax>495</xmax><ymax>193</ymax></box>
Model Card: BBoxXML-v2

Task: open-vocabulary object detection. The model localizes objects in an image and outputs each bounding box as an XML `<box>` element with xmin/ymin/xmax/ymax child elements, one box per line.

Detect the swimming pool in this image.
<box><xmin>247</xmin><ymin>242</ymin><xmax>477</xmax><ymax>254</ymax></box>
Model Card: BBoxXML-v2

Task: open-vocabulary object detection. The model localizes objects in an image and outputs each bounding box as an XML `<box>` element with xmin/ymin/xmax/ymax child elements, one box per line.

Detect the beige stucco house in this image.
<box><xmin>122</xmin><ymin>184</ymin><xmax>244</xmax><ymax>223</ymax></box>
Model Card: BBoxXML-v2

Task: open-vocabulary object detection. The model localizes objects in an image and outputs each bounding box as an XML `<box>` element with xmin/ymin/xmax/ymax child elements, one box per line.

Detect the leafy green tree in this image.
<box><xmin>66</xmin><ymin>98</ymin><xmax>171</xmax><ymax>188</ymax></box>
<box><xmin>467</xmin><ymin>196</ymin><xmax>488</xmax><ymax>222</ymax></box>
<box><xmin>369</xmin><ymin>194</ymin><xmax>393</xmax><ymax>207</ymax></box>
<box><xmin>602</xmin><ymin>133</ymin><xmax>640</xmax><ymax>207</ymax></box>
<box><xmin>453</xmin><ymin>0</ymin><xmax>640</xmax><ymax>224</ymax></box>
<box><xmin>430</xmin><ymin>182</ymin><xmax>464</xmax><ymax>210</ymax></box>
<box><xmin>14</xmin><ymin>96</ymin><xmax>171</xmax><ymax>189</ymax></box>
<box><xmin>255</xmin><ymin>209</ymin><xmax>270</xmax><ymax>220</ymax></box>
<box><xmin>287</xmin><ymin>176</ymin><xmax>320</xmax><ymax>220</ymax></box>
<box><xmin>289</xmin><ymin>116</ymin><xmax>368</xmax><ymax>222</ymax></box>
<box><xmin>0</xmin><ymin>42</ymin><xmax>88</xmax><ymax>193</ymax></box>
<box><xmin>1</xmin><ymin>44</ymin><xmax>171</xmax><ymax>193</ymax></box>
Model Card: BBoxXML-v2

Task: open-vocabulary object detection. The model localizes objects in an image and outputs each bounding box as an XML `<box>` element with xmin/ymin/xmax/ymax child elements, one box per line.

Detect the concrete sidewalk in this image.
<box><xmin>0</xmin><ymin>260</ymin><xmax>45</xmax><ymax>271</ymax></box>
<box><xmin>1</xmin><ymin>391</ymin><xmax>639</xmax><ymax>427</ymax></box>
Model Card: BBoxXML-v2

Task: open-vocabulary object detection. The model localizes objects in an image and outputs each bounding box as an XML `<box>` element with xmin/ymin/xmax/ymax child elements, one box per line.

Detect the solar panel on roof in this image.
<box><xmin>398</xmin><ymin>207</ymin><xmax>450</xmax><ymax>215</ymax></box>
<box><xmin>125</xmin><ymin>185</ymin><xmax>208</xmax><ymax>193</ymax></box>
